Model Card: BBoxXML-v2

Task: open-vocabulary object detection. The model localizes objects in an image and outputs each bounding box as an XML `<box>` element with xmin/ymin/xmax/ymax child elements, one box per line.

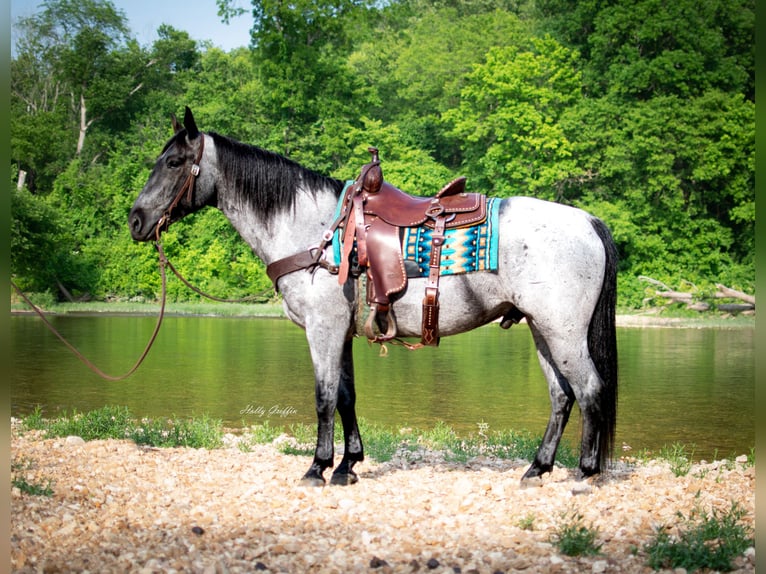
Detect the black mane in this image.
<box><xmin>209</xmin><ymin>132</ymin><xmax>345</xmax><ymax>217</ymax></box>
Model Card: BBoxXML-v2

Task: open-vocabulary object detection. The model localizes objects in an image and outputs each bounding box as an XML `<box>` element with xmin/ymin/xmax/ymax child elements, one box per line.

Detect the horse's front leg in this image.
<box><xmin>330</xmin><ymin>339</ymin><xmax>364</xmax><ymax>485</ymax></box>
<box><xmin>300</xmin><ymin>321</ymin><xmax>351</xmax><ymax>486</ymax></box>
<box><xmin>301</xmin><ymin>372</ymin><xmax>339</xmax><ymax>486</ymax></box>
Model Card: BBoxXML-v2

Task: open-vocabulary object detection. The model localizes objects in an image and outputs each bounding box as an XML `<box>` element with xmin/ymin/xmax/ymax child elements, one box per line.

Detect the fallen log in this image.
<box><xmin>639</xmin><ymin>276</ymin><xmax>756</xmax><ymax>313</ymax></box>
<box><xmin>716</xmin><ymin>303</ymin><xmax>755</xmax><ymax>313</ymax></box>
<box><xmin>715</xmin><ymin>284</ymin><xmax>756</xmax><ymax>305</ymax></box>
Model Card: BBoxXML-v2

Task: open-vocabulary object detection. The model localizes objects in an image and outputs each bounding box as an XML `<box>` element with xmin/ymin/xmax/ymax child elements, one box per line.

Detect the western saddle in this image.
<box><xmin>267</xmin><ymin>147</ymin><xmax>488</xmax><ymax>347</ymax></box>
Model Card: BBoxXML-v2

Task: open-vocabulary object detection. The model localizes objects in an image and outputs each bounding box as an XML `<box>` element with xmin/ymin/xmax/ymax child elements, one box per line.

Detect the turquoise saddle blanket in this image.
<box><xmin>332</xmin><ymin>182</ymin><xmax>501</xmax><ymax>277</ymax></box>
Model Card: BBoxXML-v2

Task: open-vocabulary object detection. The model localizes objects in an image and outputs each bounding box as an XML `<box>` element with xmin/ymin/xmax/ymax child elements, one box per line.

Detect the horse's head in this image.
<box><xmin>129</xmin><ymin>107</ymin><xmax>214</xmax><ymax>241</ymax></box>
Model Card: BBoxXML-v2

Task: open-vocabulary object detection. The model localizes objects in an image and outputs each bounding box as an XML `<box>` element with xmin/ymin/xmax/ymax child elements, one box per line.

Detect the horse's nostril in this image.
<box><xmin>129</xmin><ymin>210</ymin><xmax>144</xmax><ymax>236</ymax></box>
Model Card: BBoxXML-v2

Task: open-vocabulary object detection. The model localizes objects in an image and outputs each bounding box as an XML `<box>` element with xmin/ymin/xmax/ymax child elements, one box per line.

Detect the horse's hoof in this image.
<box><xmin>576</xmin><ymin>466</ymin><xmax>600</xmax><ymax>480</ymax></box>
<box><xmin>519</xmin><ymin>475</ymin><xmax>544</xmax><ymax>488</ymax></box>
<box><xmin>330</xmin><ymin>471</ymin><xmax>359</xmax><ymax>486</ymax></box>
<box><xmin>521</xmin><ymin>462</ymin><xmax>552</xmax><ymax>483</ymax></box>
<box><xmin>299</xmin><ymin>476</ymin><xmax>326</xmax><ymax>487</ymax></box>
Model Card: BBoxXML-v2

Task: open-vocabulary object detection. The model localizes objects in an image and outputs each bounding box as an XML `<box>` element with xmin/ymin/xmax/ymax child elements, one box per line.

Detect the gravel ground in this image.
<box><xmin>11</xmin><ymin>422</ymin><xmax>754</xmax><ymax>574</ymax></box>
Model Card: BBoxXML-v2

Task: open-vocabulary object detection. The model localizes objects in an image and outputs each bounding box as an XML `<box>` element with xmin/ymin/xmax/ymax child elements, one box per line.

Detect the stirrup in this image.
<box><xmin>363</xmin><ymin>304</ymin><xmax>397</xmax><ymax>344</ymax></box>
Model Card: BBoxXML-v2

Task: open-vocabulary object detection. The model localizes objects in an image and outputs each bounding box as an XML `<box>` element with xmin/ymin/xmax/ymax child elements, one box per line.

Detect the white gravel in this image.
<box><xmin>11</xmin><ymin>423</ymin><xmax>754</xmax><ymax>573</ymax></box>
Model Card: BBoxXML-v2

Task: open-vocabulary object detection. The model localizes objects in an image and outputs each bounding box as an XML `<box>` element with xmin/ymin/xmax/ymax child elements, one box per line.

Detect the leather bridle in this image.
<box><xmin>154</xmin><ymin>134</ymin><xmax>205</xmax><ymax>241</ymax></box>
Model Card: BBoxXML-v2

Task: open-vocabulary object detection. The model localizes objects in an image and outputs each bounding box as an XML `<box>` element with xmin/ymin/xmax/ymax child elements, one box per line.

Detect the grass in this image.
<box><xmin>643</xmin><ymin>501</ymin><xmax>753</xmax><ymax>572</ymax></box>
<box><xmin>129</xmin><ymin>415</ymin><xmax>223</xmax><ymax>449</ymax></box>
<box><xmin>658</xmin><ymin>442</ymin><xmax>695</xmax><ymax>477</ymax></box>
<box><xmin>22</xmin><ymin>405</ymin><xmax>223</xmax><ymax>449</ymax></box>
<box><xmin>19</xmin><ymin>407</ymin><xmax>753</xmax><ymax>474</ymax></box>
<box><xmin>19</xmin><ymin>407</ymin><xmax>581</xmax><ymax>469</ymax></box>
<box><xmin>12</xmin><ymin>476</ymin><xmax>54</xmax><ymax>497</ymax></box>
<box><xmin>269</xmin><ymin>419</ymin><xmax>581</xmax><ymax>467</ymax></box>
<box><xmin>11</xmin><ymin>458</ymin><xmax>54</xmax><ymax>497</ymax></box>
<box><xmin>551</xmin><ymin>510</ymin><xmax>602</xmax><ymax>556</ymax></box>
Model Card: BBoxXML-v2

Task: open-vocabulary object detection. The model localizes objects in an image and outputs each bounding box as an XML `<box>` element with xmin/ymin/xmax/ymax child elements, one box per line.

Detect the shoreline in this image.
<box><xmin>10</xmin><ymin>303</ymin><xmax>756</xmax><ymax>329</ymax></box>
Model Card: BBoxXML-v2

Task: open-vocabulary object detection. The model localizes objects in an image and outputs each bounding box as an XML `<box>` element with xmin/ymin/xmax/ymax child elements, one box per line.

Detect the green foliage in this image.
<box><xmin>658</xmin><ymin>442</ymin><xmax>695</xmax><ymax>477</ymax></box>
<box><xmin>551</xmin><ymin>510</ymin><xmax>602</xmax><ymax>556</ymax></box>
<box><xmin>10</xmin><ymin>0</ymin><xmax>754</xmax><ymax>307</ymax></box>
<box><xmin>12</xmin><ymin>476</ymin><xmax>54</xmax><ymax>497</ymax></box>
<box><xmin>10</xmin><ymin>185</ymin><xmax>63</xmax><ymax>290</ymax></box>
<box><xmin>129</xmin><ymin>415</ymin><xmax>223</xmax><ymax>449</ymax></box>
<box><xmin>20</xmin><ymin>406</ymin><xmax>224</xmax><ymax>449</ymax></box>
<box><xmin>644</xmin><ymin>501</ymin><xmax>753</xmax><ymax>572</ymax></box>
<box><xmin>444</xmin><ymin>36</ymin><xmax>581</xmax><ymax>197</ymax></box>
<box><xmin>44</xmin><ymin>405</ymin><xmax>133</xmax><ymax>441</ymax></box>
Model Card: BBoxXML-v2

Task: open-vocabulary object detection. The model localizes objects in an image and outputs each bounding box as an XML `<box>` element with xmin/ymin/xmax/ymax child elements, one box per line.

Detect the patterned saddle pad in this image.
<box><xmin>332</xmin><ymin>190</ymin><xmax>501</xmax><ymax>277</ymax></box>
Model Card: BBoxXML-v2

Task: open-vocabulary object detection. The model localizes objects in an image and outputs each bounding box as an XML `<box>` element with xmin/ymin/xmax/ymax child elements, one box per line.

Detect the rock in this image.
<box><xmin>65</xmin><ymin>436</ymin><xmax>85</xmax><ymax>447</ymax></box>
<box><xmin>592</xmin><ymin>559</ymin><xmax>608</xmax><ymax>573</ymax></box>
<box><xmin>370</xmin><ymin>556</ymin><xmax>389</xmax><ymax>568</ymax></box>
<box><xmin>571</xmin><ymin>483</ymin><xmax>593</xmax><ymax>496</ymax></box>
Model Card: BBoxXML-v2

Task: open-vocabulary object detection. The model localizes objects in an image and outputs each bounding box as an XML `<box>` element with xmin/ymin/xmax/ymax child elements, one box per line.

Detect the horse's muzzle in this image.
<box><xmin>129</xmin><ymin>207</ymin><xmax>155</xmax><ymax>242</ymax></box>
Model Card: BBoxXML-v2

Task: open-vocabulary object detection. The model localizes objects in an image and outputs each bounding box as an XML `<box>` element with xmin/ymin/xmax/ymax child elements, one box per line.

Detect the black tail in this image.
<box><xmin>588</xmin><ymin>217</ymin><xmax>619</xmax><ymax>470</ymax></box>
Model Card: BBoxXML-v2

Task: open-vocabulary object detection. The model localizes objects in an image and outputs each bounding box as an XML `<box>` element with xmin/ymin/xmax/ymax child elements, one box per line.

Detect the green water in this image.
<box><xmin>10</xmin><ymin>315</ymin><xmax>754</xmax><ymax>460</ymax></box>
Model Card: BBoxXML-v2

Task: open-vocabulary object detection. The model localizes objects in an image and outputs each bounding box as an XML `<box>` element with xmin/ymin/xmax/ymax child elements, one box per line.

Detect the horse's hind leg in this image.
<box><xmin>522</xmin><ymin>327</ymin><xmax>575</xmax><ymax>480</ymax></box>
<box><xmin>526</xmin><ymin>324</ymin><xmax>607</xmax><ymax>480</ymax></box>
<box><xmin>331</xmin><ymin>339</ymin><xmax>365</xmax><ymax>485</ymax></box>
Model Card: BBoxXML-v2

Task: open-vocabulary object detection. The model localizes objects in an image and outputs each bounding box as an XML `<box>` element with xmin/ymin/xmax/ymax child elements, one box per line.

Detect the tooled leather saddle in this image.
<box><xmin>337</xmin><ymin>148</ymin><xmax>487</xmax><ymax>347</ymax></box>
<box><xmin>265</xmin><ymin>147</ymin><xmax>488</xmax><ymax>347</ymax></box>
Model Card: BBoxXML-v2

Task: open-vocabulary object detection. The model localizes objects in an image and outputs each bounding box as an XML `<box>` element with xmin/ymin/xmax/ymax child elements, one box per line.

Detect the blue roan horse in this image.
<box><xmin>129</xmin><ymin>108</ymin><xmax>618</xmax><ymax>485</ymax></box>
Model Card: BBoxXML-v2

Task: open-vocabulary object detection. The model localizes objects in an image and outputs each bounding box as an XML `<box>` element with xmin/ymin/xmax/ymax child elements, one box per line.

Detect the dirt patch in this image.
<box><xmin>11</xmin><ymin>422</ymin><xmax>754</xmax><ymax>574</ymax></box>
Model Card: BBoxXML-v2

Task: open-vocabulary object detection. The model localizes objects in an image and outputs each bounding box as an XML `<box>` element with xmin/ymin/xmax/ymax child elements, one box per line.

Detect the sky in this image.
<box><xmin>10</xmin><ymin>0</ymin><xmax>254</xmax><ymax>52</ymax></box>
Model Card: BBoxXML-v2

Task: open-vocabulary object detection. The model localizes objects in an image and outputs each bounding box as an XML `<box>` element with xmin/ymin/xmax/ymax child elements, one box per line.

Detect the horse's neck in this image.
<box><xmin>218</xmin><ymin>183</ymin><xmax>339</xmax><ymax>266</ymax></box>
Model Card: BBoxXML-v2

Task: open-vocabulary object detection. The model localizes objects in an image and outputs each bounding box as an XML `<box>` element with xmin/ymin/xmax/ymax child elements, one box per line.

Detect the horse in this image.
<box><xmin>129</xmin><ymin>107</ymin><xmax>618</xmax><ymax>486</ymax></box>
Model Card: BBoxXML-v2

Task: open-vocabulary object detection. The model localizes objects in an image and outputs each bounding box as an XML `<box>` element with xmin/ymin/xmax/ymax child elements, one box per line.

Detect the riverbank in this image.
<box><xmin>10</xmin><ymin>300</ymin><xmax>756</xmax><ymax>329</ymax></box>
<box><xmin>11</xmin><ymin>420</ymin><xmax>754</xmax><ymax>573</ymax></box>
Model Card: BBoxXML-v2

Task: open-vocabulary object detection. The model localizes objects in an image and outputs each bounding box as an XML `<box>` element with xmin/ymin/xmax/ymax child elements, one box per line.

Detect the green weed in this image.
<box><xmin>238</xmin><ymin>421</ymin><xmax>286</xmax><ymax>452</ymax></box>
<box><xmin>20</xmin><ymin>407</ymin><xmax>224</xmax><ymax>449</ymax></box>
<box><xmin>658</xmin><ymin>442</ymin><xmax>695</xmax><ymax>477</ymax></box>
<box><xmin>517</xmin><ymin>513</ymin><xmax>536</xmax><ymax>531</ymax></box>
<box><xmin>41</xmin><ymin>405</ymin><xmax>133</xmax><ymax>441</ymax></box>
<box><xmin>644</xmin><ymin>501</ymin><xmax>753</xmax><ymax>572</ymax></box>
<box><xmin>129</xmin><ymin>415</ymin><xmax>223</xmax><ymax>449</ymax></box>
<box><xmin>12</xmin><ymin>476</ymin><xmax>54</xmax><ymax>497</ymax></box>
<box><xmin>11</xmin><ymin>457</ymin><xmax>54</xmax><ymax>496</ymax></box>
<box><xmin>551</xmin><ymin>510</ymin><xmax>602</xmax><ymax>556</ymax></box>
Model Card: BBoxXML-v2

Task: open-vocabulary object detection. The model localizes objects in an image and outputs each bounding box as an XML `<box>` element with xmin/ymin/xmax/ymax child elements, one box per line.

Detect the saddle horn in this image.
<box><xmin>360</xmin><ymin>147</ymin><xmax>383</xmax><ymax>194</ymax></box>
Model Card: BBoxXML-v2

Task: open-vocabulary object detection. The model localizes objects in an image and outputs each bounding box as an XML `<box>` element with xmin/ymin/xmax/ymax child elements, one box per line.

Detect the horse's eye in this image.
<box><xmin>167</xmin><ymin>157</ymin><xmax>183</xmax><ymax>169</ymax></box>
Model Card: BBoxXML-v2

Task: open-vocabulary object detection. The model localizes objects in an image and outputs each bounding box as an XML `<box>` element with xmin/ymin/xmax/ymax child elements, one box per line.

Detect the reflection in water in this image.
<box><xmin>11</xmin><ymin>315</ymin><xmax>754</xmax><ymax>459</ymax></box>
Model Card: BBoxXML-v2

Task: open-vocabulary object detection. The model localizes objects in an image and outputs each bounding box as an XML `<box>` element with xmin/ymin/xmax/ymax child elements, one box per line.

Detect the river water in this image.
<box><xmin>10</xmin><ymin>315</ymin><xmax>754</xmax><ymax>460</ymax></box>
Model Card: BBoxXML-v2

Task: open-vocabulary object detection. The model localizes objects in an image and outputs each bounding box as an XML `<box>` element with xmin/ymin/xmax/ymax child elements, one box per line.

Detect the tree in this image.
<box><xmin>535</xmin><ymin>0</ymin><xmax>754</xmax><ymax>100</ymax></box>
<box><xmin>218</xmin><ymin>0</ymin><xmax>370</xmax><ymax>165</ymax></box>
<box><xmin>12</xmin><ymin>0</ymin><xmax>153</xmax><ymax>165</ymax></box>
<box><xmin>443</xmin><ymin>36</ymin><xmax>582</xmax><ymax>198</ymax></box>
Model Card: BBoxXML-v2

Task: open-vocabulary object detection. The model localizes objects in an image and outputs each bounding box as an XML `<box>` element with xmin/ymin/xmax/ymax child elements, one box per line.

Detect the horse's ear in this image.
<box><xmin>183</xmin><ymin>106</ymin><xmax>199</xmax><ymax>139</ymax></box>
<box><xmin>171</xmin><ymin>113</ymin><xmax>182</xmax><ymax>134</ymax></box>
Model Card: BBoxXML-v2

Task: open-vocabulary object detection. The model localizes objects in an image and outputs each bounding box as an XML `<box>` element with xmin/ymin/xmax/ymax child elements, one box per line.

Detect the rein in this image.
<box><xmin>10</xmin><ymin>242</ymin><xmax>169</xmax><ymax>382</ymax></box>
<box><xmin>11</xmin><ymin>133</ymin><xmax>261</xmax><ymax>381</ymax></box>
